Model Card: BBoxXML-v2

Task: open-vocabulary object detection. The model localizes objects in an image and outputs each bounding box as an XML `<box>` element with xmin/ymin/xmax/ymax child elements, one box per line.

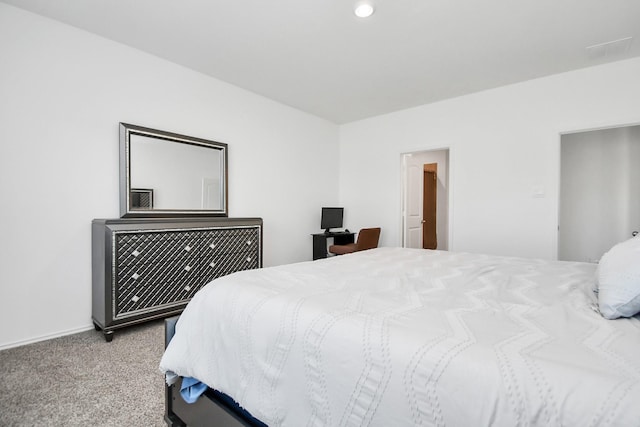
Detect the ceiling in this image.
<box><xmin>2</xmin><ymin>0</ymin><xmax>640</xmax><ymax>124</ymax></box>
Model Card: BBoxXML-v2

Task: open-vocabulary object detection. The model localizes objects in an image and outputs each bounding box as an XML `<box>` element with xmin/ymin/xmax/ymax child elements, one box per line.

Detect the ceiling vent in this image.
<box><xmin>586</xmin><ymin>37</ymin><xmax>633</xmax><ymax>60</ymax></box>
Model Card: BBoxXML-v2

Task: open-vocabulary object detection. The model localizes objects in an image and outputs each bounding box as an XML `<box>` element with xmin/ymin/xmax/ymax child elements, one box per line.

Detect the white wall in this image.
<box><xmin>0</xmin><ymin>4</ymin><xmax>339</xmax><ymax>349</ymax></box>
<box><xmin>559</xmin><ymin>126</ymin><xmax>640</xmax><ymax>262</ymax></box>
<box><xmin>339</xmin><ymin>57</ymin><xmax>640</xmax><ymax>259</ymax></box>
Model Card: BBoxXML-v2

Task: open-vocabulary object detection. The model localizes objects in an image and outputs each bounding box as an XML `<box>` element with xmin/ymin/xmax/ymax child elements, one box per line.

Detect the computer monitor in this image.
<box><xmin>321</xmin><ymin>207</ymin><xmax>344</xmax><ymax>234</ymax></box>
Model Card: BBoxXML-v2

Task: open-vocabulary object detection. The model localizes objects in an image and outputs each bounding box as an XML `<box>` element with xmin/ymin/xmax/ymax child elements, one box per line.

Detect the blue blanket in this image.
<box><xmin>179</xmin><ymin>377</ymin><xmax>208</xmax><ymax>404</ymax></box>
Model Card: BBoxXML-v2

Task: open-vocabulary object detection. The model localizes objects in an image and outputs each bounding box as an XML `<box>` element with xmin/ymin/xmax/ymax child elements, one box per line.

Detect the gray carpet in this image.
<box><xmin>0</xmin><ymin>320</ymin><xmax>166</xmax><ymax>427</ymax></box>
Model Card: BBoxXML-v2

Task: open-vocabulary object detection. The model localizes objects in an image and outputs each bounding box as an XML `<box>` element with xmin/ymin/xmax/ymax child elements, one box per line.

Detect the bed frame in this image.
<box><xmin>164</xmin><ymin>316</ymin><xmax>265</xmax><ymax>427</ymax></box>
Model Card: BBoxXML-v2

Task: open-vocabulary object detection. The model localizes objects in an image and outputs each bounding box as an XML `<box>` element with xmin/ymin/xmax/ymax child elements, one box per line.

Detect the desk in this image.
<box><xmin>312</xmin><ymin>232</ymin><xmax>355</xmax><ymax>260</ymax></box>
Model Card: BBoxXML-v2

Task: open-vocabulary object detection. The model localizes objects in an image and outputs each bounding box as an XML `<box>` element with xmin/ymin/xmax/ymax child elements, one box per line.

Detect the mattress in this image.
<box><xmin>159</xmin><ymin>247</ymin><xmax>640</xmax><ymax>426</ymax></box>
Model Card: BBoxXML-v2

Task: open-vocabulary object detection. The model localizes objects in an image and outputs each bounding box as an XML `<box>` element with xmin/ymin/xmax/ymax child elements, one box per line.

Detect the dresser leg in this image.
<box><xmin>103</xmin><ymin>330</ymin><xmax>114</xmax><ymax>342</ymax></box>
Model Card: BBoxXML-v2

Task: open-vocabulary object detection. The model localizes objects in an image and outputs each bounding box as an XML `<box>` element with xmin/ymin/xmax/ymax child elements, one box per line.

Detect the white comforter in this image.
<box><xmin>159</xmin><ymin>247</ymin><xmax>640</xmax><ymax>426</ymax></box>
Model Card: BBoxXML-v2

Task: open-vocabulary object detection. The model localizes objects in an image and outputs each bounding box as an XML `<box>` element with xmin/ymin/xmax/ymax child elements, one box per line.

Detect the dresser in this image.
<box><xmin>92</xmin><ymin>217</ymin><xmax>262</xmax><ymax>341</ymax></box>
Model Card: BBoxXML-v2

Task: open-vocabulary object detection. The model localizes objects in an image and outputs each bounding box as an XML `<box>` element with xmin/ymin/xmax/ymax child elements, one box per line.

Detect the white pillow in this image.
<box><xmin>597</xmin><ymin>236</ymin><xmax>640</xmax><ymax>319</ymax></box>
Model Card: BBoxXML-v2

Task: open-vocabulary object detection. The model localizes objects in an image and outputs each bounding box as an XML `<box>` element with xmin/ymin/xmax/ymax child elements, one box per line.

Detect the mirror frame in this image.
<box><xmin>119</xmin><ymin>123</ymin><xmax>228</xmax><ymax>218</ymax></box>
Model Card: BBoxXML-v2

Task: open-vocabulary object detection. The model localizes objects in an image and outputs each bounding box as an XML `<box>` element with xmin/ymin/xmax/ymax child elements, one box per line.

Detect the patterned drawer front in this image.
<box><xmin>116</xmin><ymin>230</ymin><xmax>203</xmax><ymax>267</ymax></box>
<box><xmin>117</xmin><ymin>249</ymin><xmax>200</xmax><ymax>280</ymax></box>
<box><xmin>115</xmin><ymin>256</ymin><xmax>200</xmax><ymax>317</ymax></box>
<box><xmin>110</xmin><ymin>224</ymin><xmax>261</xmax><ymax>320</ymax></box>
<box><xmin>200</xmin><ymin>249</ymin><xmax>260</xmax><ymax>285</ymax></box>
<box><xmin>202</xmin><ymin>227</ymin><xmax>259</xmax><ymax>256</ymax></box>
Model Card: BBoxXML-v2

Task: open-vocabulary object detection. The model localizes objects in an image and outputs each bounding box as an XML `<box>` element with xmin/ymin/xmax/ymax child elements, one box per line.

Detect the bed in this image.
<box><xmin>160</xmin><ymin>246</ymin><xmax>640</xmax><ymax>426</ymax></box>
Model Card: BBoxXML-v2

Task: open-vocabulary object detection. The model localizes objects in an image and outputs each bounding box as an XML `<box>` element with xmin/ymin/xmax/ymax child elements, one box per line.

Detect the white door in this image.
<box><xmin>201</xmin><ymin>177</ymin><xmax>220</xmax><ymax>209</ymax></box>
<box><xmin>403</xmin><ymin>155</ymin><xmax>423</xmax><ymax>248</ymax></box>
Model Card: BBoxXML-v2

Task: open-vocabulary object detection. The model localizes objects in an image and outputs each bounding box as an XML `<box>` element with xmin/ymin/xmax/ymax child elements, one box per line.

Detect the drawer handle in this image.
<box><xmin>132</xmin><ymin>250</ymin><xmax>140</xmax><ymax>257</ymax></box>
<box><xmin>132</xmin><ymin>273</ymin><xmax>140</xmax><ymax>280</ymax></box>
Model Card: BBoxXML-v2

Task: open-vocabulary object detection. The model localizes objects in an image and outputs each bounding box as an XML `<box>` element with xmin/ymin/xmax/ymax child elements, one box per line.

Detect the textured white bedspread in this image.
<box><xmin>159</xmin><ymin>247</ymin><xmax>640</xmax><ymax>426</ymax></box>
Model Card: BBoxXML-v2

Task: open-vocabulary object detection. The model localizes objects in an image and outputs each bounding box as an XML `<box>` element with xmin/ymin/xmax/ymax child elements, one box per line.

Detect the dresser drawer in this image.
<box><xmin>114</xmin><ymin>256</ymin><xmax>201</xmax><ymax>318</ymax></box>
<box><xmin>200</xmin><ymin>249</ymin><xmax>260</xmax><ymax>284</ymax></box>
<box><xmin>116</xmin><ymin>230</ymin><xmax>204</xmax><ymax>267</ymax></box>
<box><xmin>201</xmin><ymin>227</ymin><xmax>260</xmax><ymax>256</ymax></box>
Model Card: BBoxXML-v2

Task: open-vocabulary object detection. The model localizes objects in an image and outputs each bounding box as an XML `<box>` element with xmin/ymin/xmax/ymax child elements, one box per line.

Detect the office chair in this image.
<box><xmin>329</xmin><ymin>227</ymin><xmax>381</xmax><ymax>255</ymax></box>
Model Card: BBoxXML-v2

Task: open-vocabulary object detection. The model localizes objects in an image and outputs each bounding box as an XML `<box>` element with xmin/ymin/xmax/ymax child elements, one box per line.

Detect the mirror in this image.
<box><xmin>119</xmin><ymin>123</ymin><xmax>228</xmax><ymax>217</ymax></box>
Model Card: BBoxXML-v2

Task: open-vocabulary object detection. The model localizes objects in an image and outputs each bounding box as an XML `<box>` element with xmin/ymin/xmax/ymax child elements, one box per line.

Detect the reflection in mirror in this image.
<box><xmin>130</xmin><ymin>134</ymin><xmax>223</xmax><ymax>210</ymax></box>
<box><xmin>131</xmin><ymin>188</ymin><xmax>154</xmax><ymax>209</ymax></box>
<box><xmin>120</xmin><ymin>123</ymin><xmax>228</xmax><ymax>217</ymax></box>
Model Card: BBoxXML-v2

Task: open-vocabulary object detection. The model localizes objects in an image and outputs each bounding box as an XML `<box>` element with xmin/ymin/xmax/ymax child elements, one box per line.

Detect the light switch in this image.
<box><xmin>532</xmin><ymin>185</ymin><xmax>545</xmax><ymax>198</ymax></box>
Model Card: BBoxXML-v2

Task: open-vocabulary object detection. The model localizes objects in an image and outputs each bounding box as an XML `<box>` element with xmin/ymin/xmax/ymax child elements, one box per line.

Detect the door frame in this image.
<box><xmin>400</xmin><ymin>147</ymin><xmax>452</xmax><ymax>250</ymax></box>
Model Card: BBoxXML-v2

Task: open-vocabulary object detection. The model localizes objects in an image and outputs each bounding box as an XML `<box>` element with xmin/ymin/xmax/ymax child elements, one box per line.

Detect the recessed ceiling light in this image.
<box><xmin>354</xmin><ymin>3</ymin><xmax>375</xmax><ymax>18</ymax></box>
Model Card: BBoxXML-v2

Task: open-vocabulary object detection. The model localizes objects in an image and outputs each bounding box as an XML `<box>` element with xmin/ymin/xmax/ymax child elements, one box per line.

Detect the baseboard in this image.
<box><xmin>0</xmin><ymin>324</ymin><xmax>95</xmax><ymax>351</ymax></box>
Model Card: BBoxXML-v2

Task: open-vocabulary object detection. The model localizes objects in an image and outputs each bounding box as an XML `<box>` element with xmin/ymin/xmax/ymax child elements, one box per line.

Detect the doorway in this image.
<box><xmin>423</xmin><ymin>164</ymin><xmax>438</xmax><ymax>249</ymax></box>
<box><xmin>558</xmin><ymin>124</ymin><xmax>640</xmax><ymax>262</ymax></box>
<box><xmin>402</xmin><ymin>149</ymin><xmax>449</xmax><ymax>250</ymax></box>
